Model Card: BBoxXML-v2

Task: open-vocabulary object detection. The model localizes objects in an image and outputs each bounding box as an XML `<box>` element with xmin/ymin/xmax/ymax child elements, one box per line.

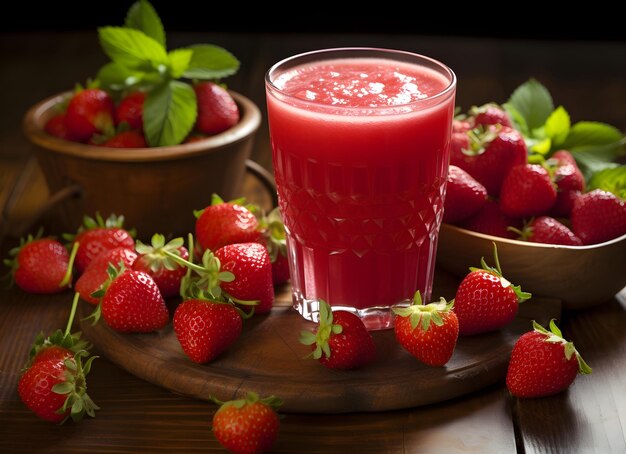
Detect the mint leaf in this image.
<box><xmin>560</xmin><ymin>121</ymin><xmax>624</xmax><ymax>151</ymax></box>
<box><xmin>589</xmin><ymin>166</ymin><xmax>626</xmax><ymax>199</ymax></box>
<box><xmin>125</xmin><ymin>0</ymin><xmax>166</xmax><ymax>48</ymax></box>
<box><xmin>98</xmin><ymin>27</ymin><xmax>167</xmax><ymax>72</ymax></box>
<box><xmin>183</xmin><ymin>45</ymin><xmax>240</xmax><ymax>80</ymax></box>
<box><xmin>97</xmin><ymin>62</ymin><xmax>145</xmax><ymax>90</ymax></box>
<box><xmin>507</xmin><ymin>79</ymin><xmax>554</xmax><ymax>131</ymax></box>
<box><xmin>144</xmin><ymin>80</ymin><xmax>197</xmax><ymax>147</ymax></box>
<box><xmin>168</xmin><ymin>49</ymin><xmax>193</xmax><ymax>79</ymax></box>
<box><xmin>545</xmin><ymin>106</ymin><xmax>570</xmax><ymax>146</ymax></box>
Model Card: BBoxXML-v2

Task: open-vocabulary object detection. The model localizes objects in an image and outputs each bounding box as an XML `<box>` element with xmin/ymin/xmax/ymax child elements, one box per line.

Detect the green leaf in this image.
<box><xmin>182</xmin><ymin>45</ymin><xmax>240</xmax><ymax>80</ymax></box>
<box><xmin>144</xmin><ymin>80</ymin><xmax>197</xmax><ymax>147</ymax></box>
<box><xmin>97</xmin><ymin>62</ymin><xmax>146</xmax><ymax>90</ymax></box>
<box><xmin>98</xmin><ymin>27</ymin><xmax>167</xmax><ymax>71</ymax></box>
<box><xmin>531</xmin><ymin>138</ymin><xmax>552</xmax><ymax>155</ymax></box>
<box><xmin>561</xmin><ymin>121</ymin><xmax>624</xmax><ymax>151</ymax></box>
<box><xmin>571</xmin><ymin>147</ymin><xmax>621</xmax><ymax>181</ymax></box>
<box><xmin>503</xmin><ymin>103</ymin><xmax>529</xmax><ymax>136</ymax></box>
<box><xmin>52</xmin><ymin>382</ymin><xmax>73</xmax><ymax>395</ymax></box>
<box><xmin>589</xmin><ymin>166</ymin><xmax>626</xmax><ymax>199</ymax></box>
<box><xmin>168</xmin><ymin>49</ymin><xmax>193</xmax><ymax>79</ymax></box>
<box><xmin>125</xmin><ymin>0</ymin><xmax>166</xmax><ymax>48</ymax></box>
<box><xmin>545</xmin><ymin>106</ymin><xmax>571</xmax><ymax>146</ymax></box>
<box><xmin>507</xmin><ymin>79</ymin><xmax>554</xmax><ymax>131</ymax></box>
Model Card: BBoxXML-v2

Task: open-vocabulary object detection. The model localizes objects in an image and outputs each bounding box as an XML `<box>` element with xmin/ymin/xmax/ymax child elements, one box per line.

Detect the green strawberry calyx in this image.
<box><xmin>258</xmin><ymin>207</ymin><xmax>287</xmax><ymax>263</ymax></box>
<box><xmin>63</xmin><ymin>212</ymin><xmax>136</xmax><ymax>243</ymax></box>
<box><xmin>193</xmin><ymin>193</ymin><xmax>259</xmax><ymax>219</ymax></box>
<box><xmin>532</xmin><ymin>319</ymin><xmax>592</xmax><ymax>375</ymax></box>
<box><xmin>211</xmin><ymin>391</ymin><xmax>283</xmax><ymax>414</ymax></box>
<box><xmin>461</xmin><ymin>125</ymin><xmax>500</xmax><ymax>157</ymax></box>
<box><xmin>51</xmin><ymin>351</ymin><xmax>100</xmax><ymax>423</ymax></box>
<box><xmin>470</xmin><ymin>242</ymin><xmax>532</xmax><ymax>303</ymax></box>
<box><xmin>86</xmin><ymin>262</ymin><xmax>127</xmax><ymax>324</ymax></box>
<box><xmin>299</xmin><ymin>300</ymin><xmax>343</xmax><ymax>360</ymax></box>
<box><xmin>392</xmin><ymin>291</ymin><xmax>454</xmax><ymax>332</ymax></box>
<box><xmin>135</xmin><ymin>233</ymin><xmax>185</xmax><ymax>272</ymax></box>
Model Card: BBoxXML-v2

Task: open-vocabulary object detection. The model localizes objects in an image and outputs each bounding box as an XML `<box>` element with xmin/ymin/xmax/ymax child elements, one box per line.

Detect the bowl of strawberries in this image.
<box><xmin>437</xmin><ymin>80</ymin><xmax>626</xmax><ymax>309</ymax></box>
<box><xmin>22</xmin><ymin>2</ymin><xmax>267</xmax><ymax>237</ymax></box>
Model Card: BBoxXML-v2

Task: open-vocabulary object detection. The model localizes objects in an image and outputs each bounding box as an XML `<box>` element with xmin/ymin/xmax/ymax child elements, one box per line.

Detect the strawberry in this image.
<box><xmin>443</xmin><ymin>165</ymin><xmax>488</xmax><ymax>224</ymax></box>
<box><xmin>215</xmin><ymin>243</ymin><xmax>274</xmax><ymax>314</ymax></box>
<box><xmin>68</xmin><ymin>213</ymin><xmax>135</xmax><ymax>274</ymax></box>
<box><xmin>452</xmin><ymin>119</ymin><xmax>472</xmax><ymax>133</ymax></box>
<box><xmin>45</xmin><ymin>113</ymin><xmax>76</xmax><ymax>141</ymax></box>
<box><xmin>133</xmin><ymin>234</ymin><xmax>189</xmax><ymax>298</ymax></box>
<box><xmin>300</xmin><ymin>300</ymin><xmax>375</xmax><ymax>370</ymax></box>
<box><xmin>75</xmin><ymin>247</ymin><xmax>138</xmax><ymax>304</ymax></box>
<box><xmin>19</xmin><ymin>293</ymin><xmax>98</xmax><ymax>423</ymax></box>
<box><xmin>461</xmin><ymin>199</ymin><xmax>521</xmax><ymax>239</ymax></box>
<box><xmin>499</xmin><ymin>164</ymin><xmax>557</xmax><ymax>218</ymax></box>
<box><xmin>212</xmin><ymin>392</ymin><xmax>282</xmax><ymax>454</ymax></box>
<box><xmin>454</xmin><ymin>245</ymin><xmax>531</xmax><ymax>335</ymax></box>
<box><xmin>101</xmin><ymin>130</ymin><xmax>146</xmax><ymax>148</ymax></box>
<box><xmin>506</xmin><ymin>320</ymin><xmax>592</xmax><ymax>398</ymax></box>
<box><xmin>4</xmin><ymin>233</ymin><xmax>72</xmax><ymax>294</ymax></box>
<box><xmin>571</xmin><ymin>189</ymin><xmax>626</xmax><ymax>245</ymax></box>
<box><xmin>18</xmin><ymin>354</ymin><xmax>98</xmax><ymax>423</ymax></box>
<box><xmin>194</xmin><ymin>82</ymin><xmax>240</xmax><ymax>135</ymax></box>
<box><xmin>512</xmin><ymin>216</ymin><xmax>582</xmax><ymax>246</ymax></box>
<box><xmin>450</xmin><ymin>126</ymin><xmax>527</xmax><ymax>196</ymax></box>
<box><xmin>91</xmin><ymin>265</ymin><xmax>169</xmax><ymax>333</ymax></box>
<box><xmin>393</xmin><ymin>292</ymin><xmax>458</xmax><ymax>367</ymax></box>
<box><xmin>271</xmin><ymin>254</ymin><xmax>290</xmax><ymax>285</ymax></box>
<box><xmin>195</xmin><ymin>198</ymin><xmax>259</xmax><ymax>252</ymax></box>
<box><xmin>65</xmin><ymin>88</ymin><xmax>114</xmax><ymax>142</ymax></box>
<box><xmin>549</xmin><ymin>150</ymin><xmax>585</xmax><ymax>217</ymax></box>
<box><xmin>114</xmin><ymin>91</ymin><xmax>145</xmax><ymax>130</ymax></box>
<box><xmin>470</xmin><ymin>103</ymin><xmax>512</xmax><ymax>128</ymax></box>
<box><xmin>173</xmin><ymin>299</ymin><xmax>242</xmax><ymax>363</ymax></box>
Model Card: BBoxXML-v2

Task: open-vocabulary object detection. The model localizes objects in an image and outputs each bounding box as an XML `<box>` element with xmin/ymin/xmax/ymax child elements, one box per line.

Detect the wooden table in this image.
<box><xmin>1</xmin><ymin>31</ymin><xmax>626</xmax><ymax>453</ymax></box>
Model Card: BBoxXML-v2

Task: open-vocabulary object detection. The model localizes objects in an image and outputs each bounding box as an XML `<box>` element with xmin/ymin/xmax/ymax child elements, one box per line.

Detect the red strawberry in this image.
<box><xmin>195</xmin><ymin>82</ymin><xmax>240</xmax><ymax>135</ymax></box>
<box><xmin>92</xmin><ymin>265</ymin><xmax>169</xmax><ymax>333</ymax></box>
<box><xmin>69</xmin><ymin>213</ymin><xmax>135</xmax><ymax>274</ymax></box>
<box><xmin>173</xmin><ymin>299</ymin><xmax>242</xmax><ymax>363</ymax></box>
<box><xmin>571</xmin><ymin>189</ymin><xmax>626</xmax><ymax>245</ymax></box>
<box><xmin>271</xmin><ymin>254</ymin><xmax>290</xmax><ymax>285</ymax></box>
<box><xmin>549</xmin><ymin>150</ymin><xmax>585</xmax><ymax>217</ymax></box>
<box><xmin>212</xmin><ymin>392</ymin><xmax>282</xmax><ymax>454</ymax></box>
<box><xmin>500</xmin><ymin>164</ymin><xmax>557</xmax><ymax>218</ymax></box>
<box><xmin>28</xmin><ymin>325</ymin><xmax>90</xmax><ymax>367</ymax></box>
<box><xmin>461</xmin><ymin>199</ymin><xmax>521</xmax><ymax>239</ymax></box>
<box><xmin>76</xmin><ymin>247</ymin><xmax>138</xmax><ymax>304</ymax></box>
<box><xmin>454</xmin><ymin>245</ymin><xmax>531</xmax><ymax>335</ymax></box>
<box><xmin>133</xmin><ymin>234</ymin><xmax>189</xmax><ymax>298</ymax></box>
<box><xmin>452</xmin><ymin>119</ymin><xmax>472</xmax><ymax>133</ymax></box>
<box><xmin>443</xmin><ymin>165</ymin><xmax>488</xmax><ymax>224</ymax></box>
<box><xmin>45</xmin><ymin>113</ymin><xmax>76</xmax><ymax>141</ymax></box>
<box><xmin>65</xmin><ymin>88</ymin><xmax>114</xmax><ymax>142</ymax></box>
<box><xmin>514</xmin><ymin>216</ymin><xmax>582</xmax><ymax>246</ymax></box>
<box><xmin>215</xmin><ymin>243</ymin><xmax>274</xmax><ymax>314</ymax></box>
<box><xmin>450</xmin><ymin>126</ymin><xmax>527</xmax><ymax>196</ymax></box>
<box><xmin>506</xmin><ymin>320</ymin><xmax>592</xmax><ymax>398</ymax></box>
<box><xmin>196</xmin><ymin>200</ymin><xmax>259</xmax><ymax>252</ymax></box>
<box><xmin>470</xmin><ymin>103</ymin><xmax>512</xmax><ymax>128</ymax></box>
<box><xmin>115</xmin><ymin>91</ymin><xmax>145</xmax><ymax>130</ymax></box>
<box><xmin>300</xmin><ymin>300</ymin><xmax>375</xmax><ymax>370</ymax></box>
<box><xmin>4</xmin><ymin>234</ymin><xmax>71</xmax><ymax>294</ymax></box>
<box><xmin>393</xmin><ymin>292</ymin><xmax>458</xmax><ymax>367</ymax></box>
<box><xmin>101</xmin><ymin>130</ymin><xmax>146</xmax><ymax>148</ymax></box>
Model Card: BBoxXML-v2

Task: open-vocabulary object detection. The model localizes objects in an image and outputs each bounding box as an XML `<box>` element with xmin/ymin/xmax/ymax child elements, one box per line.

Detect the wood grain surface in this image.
<box><xmin>77</xmin><ymin>272</ymin><xmax>561</xmax><ymax>414</ymax></box>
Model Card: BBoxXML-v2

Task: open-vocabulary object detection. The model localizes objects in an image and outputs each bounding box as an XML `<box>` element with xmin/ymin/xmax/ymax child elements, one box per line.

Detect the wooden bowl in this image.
<box><xmin>23</xmin><ymin>91</ymin><xmax>262</xmax><ymax>237</ymax></box>
<box><xmin>437</xmin><ymin>223</ymin><xmax>626</xmax><ymax>310</ymax></box>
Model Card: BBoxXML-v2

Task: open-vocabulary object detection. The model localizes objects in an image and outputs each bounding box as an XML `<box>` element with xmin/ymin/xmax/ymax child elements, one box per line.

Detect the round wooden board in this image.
<box><xmin>79</xmin><ymin>270</ymin><xmax>561</xmax><ymax>414</ymax></box>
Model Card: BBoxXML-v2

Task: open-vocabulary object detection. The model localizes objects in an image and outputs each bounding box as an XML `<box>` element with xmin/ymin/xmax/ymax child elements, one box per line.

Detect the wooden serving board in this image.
<box><xmin>79</xmin><ymin>270</ymin><xmax>560</xmax><ymax>414</ymax></box>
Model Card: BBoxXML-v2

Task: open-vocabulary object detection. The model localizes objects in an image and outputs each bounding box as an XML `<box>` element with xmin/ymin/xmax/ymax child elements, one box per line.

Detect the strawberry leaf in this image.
<box><xmin>167</xmin><ymin>49</ymin><xmax>193</xmax><ymax>79</ymax></box>
<box><xmin>98</xmin><ymin>27</ymin><xmax>167</xmax><ymax>72</ymax></box>
<box><xmin>544</xmin><ymin>106</ymin><xmax>570</xmax><ymax>146</ymax></box>
<box><xmin>125</xmin><ymin>0</ymin><xmax>166</xmax><ymax>48</ymax></box>
<box><xmin>183</xmin><ymin>44</ymin><xmax>240</xmax><ymax>80</ymax></box>
<box><xmin>144</xmin><ymin>80</ymin><xmax>197</xmax><ymax>147</ymax></box>
<box><xmin>589</xmin><ymin>166</ymin><xmax>626</xmax><ymax>199</ymax></box>
<box><xmin>506</xmin><ymin>79</ymin><xmax>554</xmax><ymax>131</ymax></box>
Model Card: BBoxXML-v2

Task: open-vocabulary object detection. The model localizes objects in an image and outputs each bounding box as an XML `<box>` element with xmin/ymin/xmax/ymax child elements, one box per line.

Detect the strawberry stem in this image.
<box><xmin>59</xmin><ymin>241</ymin><xmax>80</xmax><ymax>288</ymax></box>
<box><xmin>163</xmin><ymin>249</ymin><xmax>206</xmax><ymax>274</ymax></box>
<box><xmin>492</xmin><ymin>242</ymin><xmax>503</xmax><ymax>275</ymax></box>
<box><xmin>65</xmin><ymin>292</ymin><xmax>81</xmax><ymax>336</ymax></box>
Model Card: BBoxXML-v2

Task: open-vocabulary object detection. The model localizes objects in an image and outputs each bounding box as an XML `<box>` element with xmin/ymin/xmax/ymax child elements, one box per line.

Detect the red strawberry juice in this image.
<box><xmin>266</xmin><ymin>49</ymin><xmax>456</xmax><ymax>329</ymax></box>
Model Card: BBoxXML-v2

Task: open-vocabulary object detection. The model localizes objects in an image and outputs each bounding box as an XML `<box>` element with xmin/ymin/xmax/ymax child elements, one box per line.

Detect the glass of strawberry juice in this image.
<box><xmin>265</xmin><ymin>48</ymin><xmax>456</xmax><ymax>330</ymax></box>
